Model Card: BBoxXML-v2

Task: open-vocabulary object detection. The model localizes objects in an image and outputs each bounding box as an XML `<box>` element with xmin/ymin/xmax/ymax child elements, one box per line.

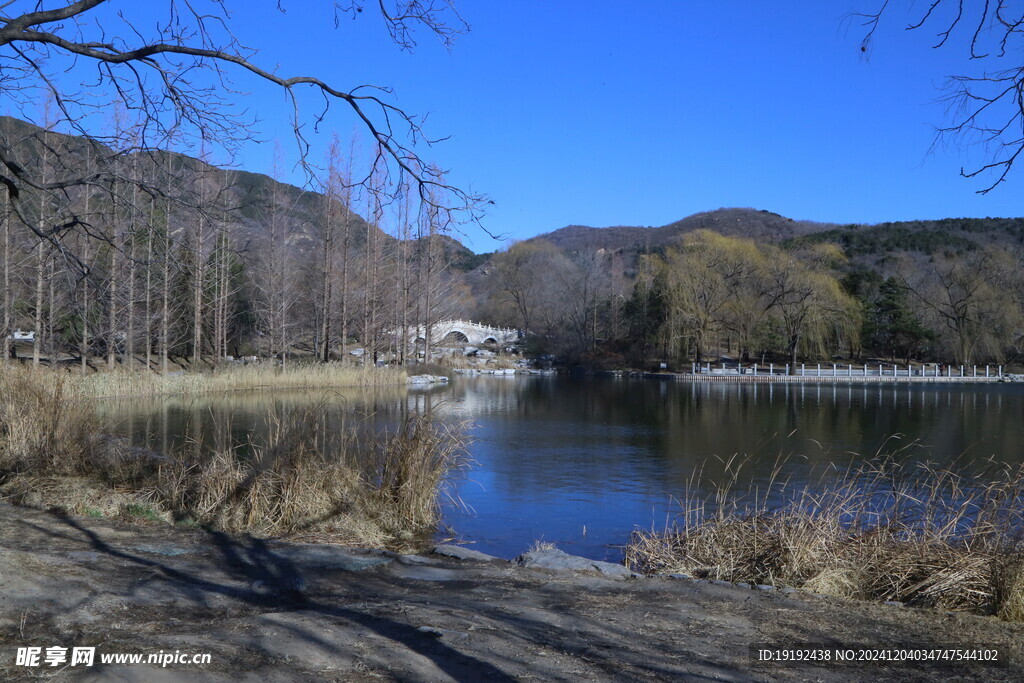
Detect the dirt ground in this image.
<box><xmin>1</xmin><ymin>503</ymin><xmax>1023</xmax><ymax>682</ymax></box>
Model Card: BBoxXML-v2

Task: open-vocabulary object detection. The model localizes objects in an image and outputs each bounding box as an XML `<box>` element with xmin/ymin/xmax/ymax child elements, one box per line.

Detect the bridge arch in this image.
<box><xmin>441</xmin><ymin>329</ymin><xmax>469</xmax><ymax>345</ymax></box>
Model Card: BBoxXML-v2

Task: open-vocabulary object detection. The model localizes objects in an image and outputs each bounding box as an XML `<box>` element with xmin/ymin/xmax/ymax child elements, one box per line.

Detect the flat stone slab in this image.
<box><xmin>432</xmin><ymin>544</ymin><xmax>501</xmax><ymax>562</ymax></box>
<box><xmin>395</xmin><ymin>553</ymin><xmax>443</xmax><ymax>566</ymax></box>
<box><xmin>127</xmin><ymin>543</ymin><xmax>193</xmax><ymax>557</ymax></box>
<box><xmin>516</xmin><ymin>548</ymin><xmax>638</xmax><ymax>578</ymax></box>
<box><xmin>386</xmin><ymin>564</ymin><xmax>465</xmax><ymax>582</ymax></box>
<box><xmin>264</xmin><ymin>543</ymin><xmax>392</xmax><ymax>571</ymax></box>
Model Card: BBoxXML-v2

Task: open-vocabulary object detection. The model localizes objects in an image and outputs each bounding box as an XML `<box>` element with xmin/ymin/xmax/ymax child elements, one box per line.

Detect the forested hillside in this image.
<box><xmin>478</xmin><ymin>212</ymin><xmax>1024</xmax><ymax>368</ymax></box>
<box><xmin>3</xmin><ymin>113</ymin><xmax>1021</xmax><ymax>371</ymax></box>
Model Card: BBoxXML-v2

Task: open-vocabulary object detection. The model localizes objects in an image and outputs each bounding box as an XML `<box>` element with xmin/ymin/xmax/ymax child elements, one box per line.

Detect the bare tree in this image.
<box><xmin>361</xmin><ymin>159</ymin><xmax>387</xmax><ymax>365</ymax></box>
<box><xmin>317</xmin><ymin>140</ymin><xmax>344</xmax><ymax>362</ymax></box>
<box><xmin>901</xmin><ymin>247</ymin><xmax>1024</xmax><ymax>363</ymax></box>
<box><xmin>556</xmin><ymin>251</ymin><xmax>609</xmax><ymax>356</ymax></box>
<box><xmin>337</xmin><ymin>136</ymin><xmax>358</xmax><ymax>365</ymax></box>
<box><xmin>32</xmin><ymin>107</ymin><xmax>59</xmax><ymax>366</ymax></box>
<box><xmin>77</xmin><ymin>171</ymin><xmax>92</xmax><ymax>370</ymax></box>
<box><xmin>760</xmin><ymin>244</ymin><xmax>861</xmax><ymax>367</ymax></box>
<box><xmin>395</xmin><ymin>180</ymin><xmax>414</xmax><ymax>364</ymax></box>
<box><xmin>859</xmin><ymin>1</ymin><xmax>1024</xmax><ymax>192</ymax></box>
<box><xmin>143</xmin><ymin>187</ymin><xmax>155</xmax><ymax>370</ymax></box>
<box><xmin>158</xmin><ymin>151</ymin><xmax>175</xmax><ymax>374</ymax></box>
<box><xmin>188</xmin><ymin>155</ymin><xmax>215</xmax><ymax>366</ymax></box>
<box><xmin>0</xmin><ymin>0</ymin><xmax>485</xmax><ymax>273</ymax></box>
<box><xmin>124</xmin><ymin>145</ymin><xmax>141</xmax><ymax>367</ymax></box>
<box><xmin>253</xmin><ymin>143</ymin><xmax>300</xmax><ymax>367</ymax></box>
<box><xmin>490</xmin><ymin>240</ymin><xmax>564</xmax><ymax>336</ymax></box>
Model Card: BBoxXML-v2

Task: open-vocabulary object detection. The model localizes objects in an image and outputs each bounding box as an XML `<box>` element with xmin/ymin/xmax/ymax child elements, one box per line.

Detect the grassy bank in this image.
<box><xmin>626</xmin><ymin>454</ymin><xmax>1024</xmax><ymax>621</ymax></box>
<box><xmin>68</xmin><ymin>362</ymin><xmax>407</xmax><ymax>399</ymax></box>
<box><xmin>0</xmin><ymin>367</ymin><xmax>468</xmax><ymax>550</ymax></box>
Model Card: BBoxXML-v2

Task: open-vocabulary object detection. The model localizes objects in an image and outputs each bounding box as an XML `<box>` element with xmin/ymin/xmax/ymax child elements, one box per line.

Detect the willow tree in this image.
<box><xmin>661</xmin><ymin>230</ymin><xmax>767</xmax><ymax>362</ymax></box>
<box><xmin>760</xmin><ymin>243</ymin><xmax>861</xmax><ymax>367</ymax></box>
<box><xmin>663</xmin><ymin>244</ymin><xmax>728</xmax><ymax>363</ymax></box>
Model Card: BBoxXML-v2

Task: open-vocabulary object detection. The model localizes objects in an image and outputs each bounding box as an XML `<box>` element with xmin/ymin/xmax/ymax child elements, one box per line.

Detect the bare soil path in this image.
<box><xmin>1</xmin><ymin>503</ymin><xmax>1022</xmax><ymax>681</ymax></box>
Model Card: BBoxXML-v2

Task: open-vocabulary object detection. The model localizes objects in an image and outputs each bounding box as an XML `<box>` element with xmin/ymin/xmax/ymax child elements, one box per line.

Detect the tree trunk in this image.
<box><xmin>192</xmin><ymin>212</ymin><xmax>204</xmax><ymax>366</ymax></box>
<box><xmin>33</xmin><ymin>241</ymin><xmax>44</xmax><ymax>366</ymax></box>
<box><xmin>46</xmin><ymin>257</ymin><xmax>56</xmax><ymax>364</ymax></box>
<box><xmin>108</xmin><ymin>225</ymin><xmax>118</xmax><ymax>368</ymax></box>
<box><xmin>126</xmin><ymin>224</ymin><xmax>137</xmax><ymax>368</ymax></box>
<box><xmin>2</xmin><ymin>186</ymin><xmax>11</xmax><ymax>362</ymax></box>
<box><xmin>161</xmin><ymin>223</ymin><xmax>170</xmax><ymax>374</ymax></box>
<box><xmin>145</xmin><ymin>199</ymin><xmax>153</xmax><ymax>371</ymax></box>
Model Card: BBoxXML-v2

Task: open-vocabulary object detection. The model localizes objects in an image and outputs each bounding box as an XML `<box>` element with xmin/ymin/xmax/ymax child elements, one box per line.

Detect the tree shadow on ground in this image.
<box><xmin>26</xmin><ymin>511</ymin><xmax>515</xmax><ymax>681</ymax></box>
<box><xmin>11</xmin><ymin>509</ymin><xmax>755</xmax><ymax>681</ymax></box>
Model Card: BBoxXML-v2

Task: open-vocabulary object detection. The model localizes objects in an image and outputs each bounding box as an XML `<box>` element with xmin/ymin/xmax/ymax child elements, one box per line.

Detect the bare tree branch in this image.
<box><xmin>859</xmin><ymin>0</ymin><xmax>1024</xmax><ymax>192</ymax></box>
<box><xmin>0</xmin><ymin>0</ymin><xmax>486</xmax><ymax>257</ymax></box>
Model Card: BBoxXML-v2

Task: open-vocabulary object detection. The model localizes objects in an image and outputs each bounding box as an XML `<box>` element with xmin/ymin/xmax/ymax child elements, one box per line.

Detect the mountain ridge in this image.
<box><xmin>3</xmin><ymin>115</ymin><xmax>1022</xmax><ymax>267</ymax></box>
<box><xmin>517</xmin><ymin>208</ymin><xmax>1024</xmax><ymax>262</ymax></box>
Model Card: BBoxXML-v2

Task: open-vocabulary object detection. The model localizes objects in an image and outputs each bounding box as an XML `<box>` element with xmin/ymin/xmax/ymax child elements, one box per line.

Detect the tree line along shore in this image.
<box><xmin>3</xmin><ymin>115</ymin><xmax>1024</xmax><ymax>378</ymax></box>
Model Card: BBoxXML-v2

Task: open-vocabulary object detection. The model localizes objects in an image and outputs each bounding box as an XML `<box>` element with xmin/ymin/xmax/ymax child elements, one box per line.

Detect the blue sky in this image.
<box><xmin>12</xmin><ymin>1</ymin><xmax>1024</xmax><ymax>251</ymax></box>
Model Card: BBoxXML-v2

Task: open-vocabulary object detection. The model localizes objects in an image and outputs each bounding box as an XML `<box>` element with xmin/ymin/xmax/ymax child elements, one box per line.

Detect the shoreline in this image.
<box><xmin>2</xmin><ymin>502</ymin><xmax>1024</xmax><ymax>681</ymax></box>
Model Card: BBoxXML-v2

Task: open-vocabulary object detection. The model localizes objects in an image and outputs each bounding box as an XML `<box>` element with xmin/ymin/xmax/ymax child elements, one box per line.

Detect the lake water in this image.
<box><xmin>103</xmin><ymin>376</ymin><xmax>1024</xmax><ymax>562</ymax></box>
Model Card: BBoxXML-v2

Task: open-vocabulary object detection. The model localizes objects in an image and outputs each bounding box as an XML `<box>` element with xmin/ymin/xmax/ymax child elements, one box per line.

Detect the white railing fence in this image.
<box><xmin>689</xmin><ymin>362</ymin><xmax>1002</xmax><ymax>378</ymax></box>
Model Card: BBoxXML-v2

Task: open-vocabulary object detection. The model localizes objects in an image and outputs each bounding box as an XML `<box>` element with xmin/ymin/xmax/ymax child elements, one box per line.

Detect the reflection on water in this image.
<box><xmin>102</xmin><ymin>376</ymin><xmax>1024</xmax><ymax>562</ymax></box>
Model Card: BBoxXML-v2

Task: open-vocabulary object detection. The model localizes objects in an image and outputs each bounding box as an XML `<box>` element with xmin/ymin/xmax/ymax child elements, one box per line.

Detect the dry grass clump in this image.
<box><xmin>993</xmin><ymin>556</ymin><xmax>1024</xmax><ymax>621</ymax></box>
<box><xmin>147</xmin><ymin>406</ymin><xmax>469</xmax><ymax>548</ymax></box>
<box><xmin>73</xmin><ymin>362</ymin><xmax>407</xmax><ymax>399</ymax></box>
<box><xmin>0</xmin><ymin>368</ymin><xmax>469</xmax><ymax>550</ymax></box>
<box><xmin>145</xmin><ymin>405</ymin><xmax>470</xmax><ymax>547</ymax></box>
<box><xmin>0</xmin><ymin>367</ymin><xmax>102</xmax><ymax>474</ymax></box>
<box><xmin>367</xmin><ymin>416</ymin><xmax>470</xmax><ymax>537</ymax></box>
<box><xmin>0</xmin><ymin>367</ymin><xmax>167</xmax><ymax>521</ymax></box>
<box><xmin>625</xmin><ymin>453</ymin><xmax>1024</xmax><ymax>621</ymax></box>
<box><xmin>528</xmin><ymin>540</ymin><xmax>558</xmax><ymax>552</ymax></box>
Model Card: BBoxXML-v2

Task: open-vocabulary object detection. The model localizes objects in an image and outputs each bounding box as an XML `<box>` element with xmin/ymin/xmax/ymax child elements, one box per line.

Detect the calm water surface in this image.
<box><xmin>103</xmin><ymin>376</ymin><xmax>1024</xmax><ymax>562</ymax></box>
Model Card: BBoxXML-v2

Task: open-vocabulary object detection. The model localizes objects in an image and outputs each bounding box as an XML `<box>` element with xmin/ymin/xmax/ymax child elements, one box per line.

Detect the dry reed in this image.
<box><xmin>147</xmin><ymin>404</ymin><xmax>471</xmax><ymax>547</ymax></box>
<box><xmin>0</xmin><ymin>367</ymin><xmax>102</xmax><ymax>473</ymax></box>
<box><xmin>625</xmin><ymin>451</ymin><xmax>1024</xmax><ymax>620</ymax></box>
<box><xmin>0</xmin><ymin>367</ymin><xmax>469</xmax><ymax>550</ymax></box>
<box><xmin>66</xmin><ymin>362</ymin><xmax>406</xmax><ymax>400</ymax></box>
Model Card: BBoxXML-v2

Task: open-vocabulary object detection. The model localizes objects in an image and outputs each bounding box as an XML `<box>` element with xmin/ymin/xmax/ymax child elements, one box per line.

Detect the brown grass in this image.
<box><xmin>144</xmin><ymin>405</ymin><xmax>470</xmax><ymax>548</ymax></box>
<box><xmin>0</xmin><ymin>367</ymin><xmax>470</xmax><ymax>550</ymax></box>
<box><xmin>625</xmin><ymin>452</ymin><xmax>1024</xmax><ymax>620</ymax></box>
<box><xmin>74</xmin><ymin>361</ymin><xmax>407</xmax><ymax>399</ymax></box>
<box><xmin>0</xmin><ymin>367</ymin><xmax>103</xmax><ymax>474</ymax></box>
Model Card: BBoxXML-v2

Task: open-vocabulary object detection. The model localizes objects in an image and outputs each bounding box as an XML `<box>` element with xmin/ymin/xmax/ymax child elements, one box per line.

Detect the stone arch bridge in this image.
<box><xmin>405</xmin><ymin>319</ymin><xmax>519</xmax><ymax>347</ymax></box>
